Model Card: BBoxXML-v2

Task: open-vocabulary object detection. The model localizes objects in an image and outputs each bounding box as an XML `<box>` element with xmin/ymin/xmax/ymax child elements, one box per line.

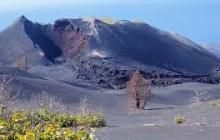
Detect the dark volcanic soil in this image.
<box><xmin>1</xmin><ymin>15</ymin><xmax>220</xmax><ymax>140</ymax></box>
<box><xmin>1</xmin><ymin>66</ymin><xmax>219</xmax><ymax>140</ymax></box>
<box><xmin>0</xmin><ymin>16</ymin><xmax>220</xmax><ymax>88</ymax></box>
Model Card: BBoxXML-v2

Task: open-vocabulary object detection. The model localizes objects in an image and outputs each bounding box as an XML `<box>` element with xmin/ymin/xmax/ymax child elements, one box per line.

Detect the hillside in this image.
<box><xmin>1</xmin><ymin>66</ymin><xmax>220</xmax><ymax>140</ymax></box>
<box><xmin>0</xmin><ymin>16</ymin><xmax>220</xmax><ymax>88</ymax></box>
<box><xmin>0</xmin><ymin>16</ymin><xmax>220</xmax><ymax>140</ymax></box>
<box><xmin>201</xmin><ymin>43</ymin><xmax>220</xmax><ymax>58</ymax></box>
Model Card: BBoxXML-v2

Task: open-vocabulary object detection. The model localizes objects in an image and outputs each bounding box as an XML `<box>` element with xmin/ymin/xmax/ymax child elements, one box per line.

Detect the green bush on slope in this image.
<box><xmin>0</xmin><ymin>108</ymin><xmax>105</xmax><ymax>140</ymax></box>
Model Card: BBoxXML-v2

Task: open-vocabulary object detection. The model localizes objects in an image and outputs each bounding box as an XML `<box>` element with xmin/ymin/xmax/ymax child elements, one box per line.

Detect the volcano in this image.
<box><xmin>0</xmin><ymin>16</ymin><xmax>219</xmax><ymax>88</ymax></box>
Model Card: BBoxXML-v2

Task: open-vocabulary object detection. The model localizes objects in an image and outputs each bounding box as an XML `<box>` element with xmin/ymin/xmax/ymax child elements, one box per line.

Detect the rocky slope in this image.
<box><xmin>0</xmin><ymin>16</ymin><xmax>220</xmax><ymax>88</ymax></box>
<box><xmin>201</xmin><ymin>43</ymin><xmax>220</xmax><ymax>58</ymax></box>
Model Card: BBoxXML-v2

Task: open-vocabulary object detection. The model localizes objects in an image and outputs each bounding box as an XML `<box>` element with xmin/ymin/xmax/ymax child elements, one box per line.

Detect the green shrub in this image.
<box><xmin>209</xmin><ymin>99</ymin><xmax>220</xmax><ymax>107</ymax></box>
<box><xmin>174</xmin><ymin>116</ymin><xmax>184</xmax><ymax>124</ymax></box>
<box><xmin>98</xmin><ymin>16</ymin><xmax>117</xmax><ymax>24</ymax></box>
<box><xmin>75</xmin><ymin>113</ymin><xmax>106</xmax><ymax>127</ymax></box>
<box><xmin>0</xmin><ymin>108</ymin><xmax>105</xmax><ymax>140</ymax></box>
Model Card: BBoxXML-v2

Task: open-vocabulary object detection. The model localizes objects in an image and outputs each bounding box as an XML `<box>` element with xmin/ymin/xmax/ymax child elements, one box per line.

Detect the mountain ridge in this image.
<box><xmin>201</xmin><ymin>43</ymin><xmax>220</xmax><ymax>58</ymax></box>
<box><xmin>0</xmin><ymin>16</ymin><xmax>220</xmax><ymax>88</ymax></box>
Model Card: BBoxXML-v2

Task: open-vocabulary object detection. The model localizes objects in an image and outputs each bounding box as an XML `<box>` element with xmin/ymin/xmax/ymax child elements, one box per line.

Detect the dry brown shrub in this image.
<box><xmin>14</xmin><ymin>55</ymin><xmax>29</xmax><ymax>71</ymax></box>
<box><xmin>126</xmin><ymin>71</ymin><xmax>151</xmax><ymax>109</ymax></box>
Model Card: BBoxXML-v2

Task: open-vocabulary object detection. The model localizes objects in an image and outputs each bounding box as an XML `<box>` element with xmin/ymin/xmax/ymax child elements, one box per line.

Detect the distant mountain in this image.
<box><xmin>201</xmin><ymin>43</ymin><xmax>220</xmax><ymax>58</ymax></box>
<box><xmin>0</xmin><ymin>16</ymin><xmax>219</xmax><ymax>88</ymax></box>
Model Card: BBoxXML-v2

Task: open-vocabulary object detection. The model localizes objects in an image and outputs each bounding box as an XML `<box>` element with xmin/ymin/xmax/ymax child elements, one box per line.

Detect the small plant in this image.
<box><xmin>98</xmin><ymin>16</ymin><xmax>117</xmax><ymax>24</ymax></box>
<box><xmin>13</xmin><ymin>55</ymin><xmax>29</xmax><ymax>71</ymax></box>
<box><xmin>209</xmin><ymin>99</ymin><xmax>220</xmax><ymax>107</ymax></box>
<box><xmin>189</xmin><ymin>90</ymin><xmax>210</xmax><ymax>108</ymax></box>
<box><xmin>76</xmin><ymin>97</ymin><xmax>106</xmax><ymax>127</ymax></box>
<box><xmin>174</xmin><ymin>116</ymin><xmax>184</xmax><ymax>124</ymax></box>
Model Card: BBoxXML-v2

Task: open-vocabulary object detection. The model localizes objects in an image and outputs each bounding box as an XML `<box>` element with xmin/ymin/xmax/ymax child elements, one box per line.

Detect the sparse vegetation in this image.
<box><xmin>30</xmin><ymin>91</ymin><xmax>66</xmax><ymax>113</ymax></box>
<box><xmin>174</xmin><ymin>116</ymin><xmax>184</xmax><ymax>124</ymax></box>
<box><xmin>132</xmin><ymin>19</ymin><xmax>143</xmax><ymax>23</ymax></box>
<box><xmin>98</xmin><ymin>16</ymin><xmax>117</xmax><ymax>24</ymax></box>
<box><xmin>187</xmin><ymin>90</ymin><xmax>209</xmax><ymax>127</ymax></box>
<box><xmin>189</xmin><ymin>90</ymin><xmax>207</xmax><ymax>108</ymax></box>
<box><xmin>209</xmin><ymin>99</ymin><xmax>220</xmax><ymax>107</ymax></box>
<box><xmin>13</xmin><ymin>55</ymin><xmax>29</xmax><ymax>71</ymax></box>
<box><xmin>0</xmin><ymin>76</ymin><xmax>18</xmax><ymax>117</ymax></box>
<box><xmin>126</xmin><ymin>71</ymin><xmax>151</xmax><ymax>109</ymax></box>
<box><xmin>76</xmin><ymin>97</ymin><xmax>106</xmax><ymax>127</ymax></box>
<box><xmin>0</xmin><ymin>78</ymin><xmax>105</xmax><ymax>140</ymax></box>
<box><xmin>0</xmin><ymin>108</ymin><xmax>99</xmax><ymax>140</ymax></box>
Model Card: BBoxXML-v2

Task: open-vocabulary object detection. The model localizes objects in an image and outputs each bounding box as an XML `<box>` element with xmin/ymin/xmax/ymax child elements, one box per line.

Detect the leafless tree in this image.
<box><xmin>77</xmin><ymin>96</ymin><xmax>102</xmax><ymax>115</ymax></box>
<box><xmin>189</xmin><ymin>90</ymin><xmax>211</xmax><ymax>108</ymax></box>
<box><xmin>185</xmin><ymin>90</ymin><xmax>211</xmax><ymax>128</ymax></box>
<box><xmin>77</xmin><ymin>96</ymin><xmax>93</xmax><ymax>115</ymax></box>
<box><xmin>0</xmin><ymin>76</ymin><xmax>19</xmax><ymax>118</ymax></box>
<box><xmin>126</xmin><ymin>71</ymin><xmax>151</xmax><ymax>109</ymax></box>
<box><xmin>30</xmin><ymin>91</ymin><xmax>65</xmax><ymax>113</ymax></box>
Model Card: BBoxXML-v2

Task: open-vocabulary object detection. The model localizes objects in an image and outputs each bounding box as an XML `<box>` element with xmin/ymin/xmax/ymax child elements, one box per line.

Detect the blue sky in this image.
<box><xmin>0</xmin><ymin>0</ymin><xmax>219</xmax><ymax>44</ymax></box>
